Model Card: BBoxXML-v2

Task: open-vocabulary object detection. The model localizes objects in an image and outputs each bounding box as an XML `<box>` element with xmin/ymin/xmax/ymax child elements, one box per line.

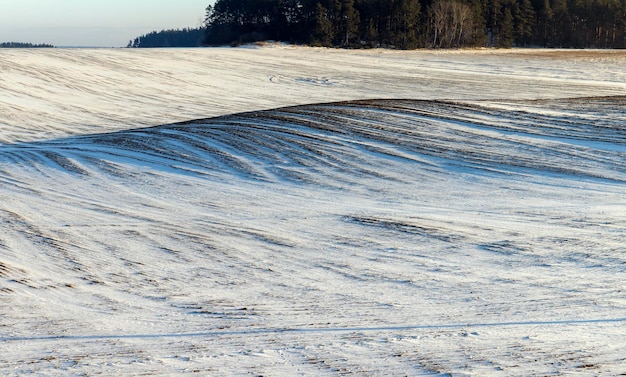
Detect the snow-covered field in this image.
<box><xmin>1</xmin><ymin>46</ymin><xmax>625</xmax><ymax>375</ymax></box>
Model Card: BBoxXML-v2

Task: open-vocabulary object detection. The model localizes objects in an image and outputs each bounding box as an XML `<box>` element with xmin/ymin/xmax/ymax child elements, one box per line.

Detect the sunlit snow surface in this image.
<box><xmin>1</xmin><ymin>46</ymin><xmax>626</xmax><ymax>375</ymax></box>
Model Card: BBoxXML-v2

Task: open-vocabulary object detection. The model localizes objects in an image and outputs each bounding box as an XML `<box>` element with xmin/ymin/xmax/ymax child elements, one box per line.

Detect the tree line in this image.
<box><xmin>0</xmin><ymin>42</ymin><xmax>54</xmax><ymax>48</ymax></box>
<box><xmin>202</xmin><ymin>0</ymin><xmax>626</xmax><ymax>48</ymax></box>
<box><xmin>128</xmin><ymin>28</ymin><xmax>206</xmax><ymax>48</ymax></box>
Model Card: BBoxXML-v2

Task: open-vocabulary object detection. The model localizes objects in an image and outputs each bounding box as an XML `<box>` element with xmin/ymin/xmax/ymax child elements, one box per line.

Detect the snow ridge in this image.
<box><xmin>2</xmin><ymin>98</ymin><xmax>625</xmax><ymax>184</ymax></box>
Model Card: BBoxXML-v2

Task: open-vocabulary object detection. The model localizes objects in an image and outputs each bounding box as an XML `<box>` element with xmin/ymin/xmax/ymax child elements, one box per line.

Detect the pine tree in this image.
<box><xmin>486</xmin><ymin>0</ymin><xmax>502</xmax><ymax>46</ymax></box>
<box><xmin>470</xmin><ymin>0</ymin><xmax>487</xmax><ymax>46</ymax></box>
<box><xmin>536</xmin><ymin>0</ymin><xmax>553</xmax><ymax>45</ymax></box>
<box><xmin>339</xmin><ymin>0</ymin><xmax>360</xmax><ymax>46</ymax></box>
<box><xmin>201</xmin><ymin>0</ymin><xmax>626</xmax><ymax>48</ymax></box>
<box><xmin>514</xmin><ymin>0</ymin><xmax>535</xmax><ymax>46</ymax></box>
<box><xmin>312</xmin><ymin>3</ymin><xmax>334</xmax><ymax>46</ymax></box>
<box><xmin>499</xmin><ymin>7</ymin><xmax>514</xmax><ymax>46</ymax></box>
<box><xmin>550</xmin><ymin>0</ymin><xmax>569</xmax><ymax>46</ymax></box>
<box><xmin>613</xmin><ymin>0</ymin><xmax>626</xmax><ymax>48</ymax></box>
<box><xmin>394</xmin><ymin>0</ymin><xmax>421</xmax><ymax>49</ymax></box>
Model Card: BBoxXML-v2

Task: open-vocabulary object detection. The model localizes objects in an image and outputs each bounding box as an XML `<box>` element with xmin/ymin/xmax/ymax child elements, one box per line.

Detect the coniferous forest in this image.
<box><xmin>202</xmin><ymin>0</ymin><xmax>626</xmax><ymax>48</ymax></box>
<box><xmin>128</xmin><ymin>28</ymin><xmax>206</xmax><ymax>48</ymax></box>
<box><xmin>0</xmin><ymin>42</ymin><xmax>54</xmax><ymax>48</ymax></box>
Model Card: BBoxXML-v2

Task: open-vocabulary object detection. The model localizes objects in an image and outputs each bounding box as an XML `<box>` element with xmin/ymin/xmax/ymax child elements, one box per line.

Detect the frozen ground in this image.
<box><xmin>0</xmin><ymin>46</ymin><xmax>625</xmax><ymax>375</ymax></box>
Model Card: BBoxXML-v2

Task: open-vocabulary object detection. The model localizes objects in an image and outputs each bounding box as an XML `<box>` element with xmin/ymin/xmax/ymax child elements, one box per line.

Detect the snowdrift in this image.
<box><xmin>3</xmin><ymin>98</ymin><xmax>625</xmax><ymax>183</ymax></box>
<box><xmin>1</xmin><ymin>94</ymin><xmax>626</xmax><ymax>375</ymax></box>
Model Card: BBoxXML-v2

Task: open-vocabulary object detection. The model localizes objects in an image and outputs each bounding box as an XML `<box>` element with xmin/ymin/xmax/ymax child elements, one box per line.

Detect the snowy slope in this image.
<box><xmin>1</xmin><ymin>46</ymin><xmax>625</xmax><ymax>143</ymax></box>
<box><xmin>1</xmin><ymin>47</ymin><xmax>626</xmax><ymax>376</ymax></box>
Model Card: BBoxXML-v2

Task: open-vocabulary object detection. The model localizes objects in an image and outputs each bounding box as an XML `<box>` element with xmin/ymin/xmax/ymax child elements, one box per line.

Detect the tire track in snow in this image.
<box><xmin>3</xmin><ymin>316</ymin><xmax>626</xmax><ymax>343</ymax></box>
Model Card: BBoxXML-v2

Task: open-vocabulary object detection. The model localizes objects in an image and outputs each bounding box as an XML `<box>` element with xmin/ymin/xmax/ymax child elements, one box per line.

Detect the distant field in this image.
<box><xmin>1</xmin><ymin>46</ymin><xmax>624</xmax><ymax>143</ymax></box>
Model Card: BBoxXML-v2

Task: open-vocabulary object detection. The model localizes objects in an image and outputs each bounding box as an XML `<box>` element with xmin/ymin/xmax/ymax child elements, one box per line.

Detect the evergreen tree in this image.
<box><xmin>486</xmin><ymin>0</ymin><xmax>502</xmax><ymax>45</ymax></box>
<box><xmin>0</xmin><ymin>42</ymin><xmax>54</xmax><ymax>48</ymax></box>
<box><xmin>129</xmin><ymin>28</ymin><xmax>205</xmax><ymax>47</ymax></box>
<box><xmin>550</xmin><ymin>0</ymin><xmax>569</xmax><ymax>46</ymax></box>
<box><xmin>499</xmin><ymin>7</ymin><xmax>514</xmax><ymax>46</ymax></box>
<box><xmin>536</xmin><ymin>0</ymin><xmax>554</xmax><ymax>45</ymax></box>
<box><xmin>200</xmin><ymin>0</ymin><xmax>626</xmax><ymax>48</ymax></box>
<box><xmin>356</xmin><ymin>0</ymin><xmax>380</xmax><ymax>47</ymax></box>
<box><xmin>620</xmin><ymin>0</ymin><xmax>626</xmax><ymax>47</ymax></box>
<box><xmin>393</xmin><ymin>0</ymin><xmax>422</xmax><ymax>49</ymax></box>
<box><xmin>470</xmin><ymin>0</ymin><xmax>488</xmax><ymax>46</ymax></box>
<box><xmin>312</xmin><ymin>3</ymin><xmax>334</xmax><ymax>46</ymax></box>
<box><xmin>514</xmin><ymin>0</ymin><xmax>535</xmax><ymax>46</ymax></box>
<box><xmin>339</xmin><ymin>0</ymin><xmax>360</xmax><ymax>46</ymax></box>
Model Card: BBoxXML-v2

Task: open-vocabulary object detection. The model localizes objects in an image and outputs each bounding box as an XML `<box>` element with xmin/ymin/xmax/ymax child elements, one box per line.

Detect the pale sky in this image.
<box><xmin>0</xmin><ymin>0</ymin><xmax>213</xmax><ymax>47</ymax></box>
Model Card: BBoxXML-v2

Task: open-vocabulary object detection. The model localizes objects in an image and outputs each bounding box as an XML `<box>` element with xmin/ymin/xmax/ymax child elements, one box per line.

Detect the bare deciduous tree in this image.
<box><xmin>430</xmin><ymin>0</ymin><xmax>474</xmax><ymax>48</ymax></box>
